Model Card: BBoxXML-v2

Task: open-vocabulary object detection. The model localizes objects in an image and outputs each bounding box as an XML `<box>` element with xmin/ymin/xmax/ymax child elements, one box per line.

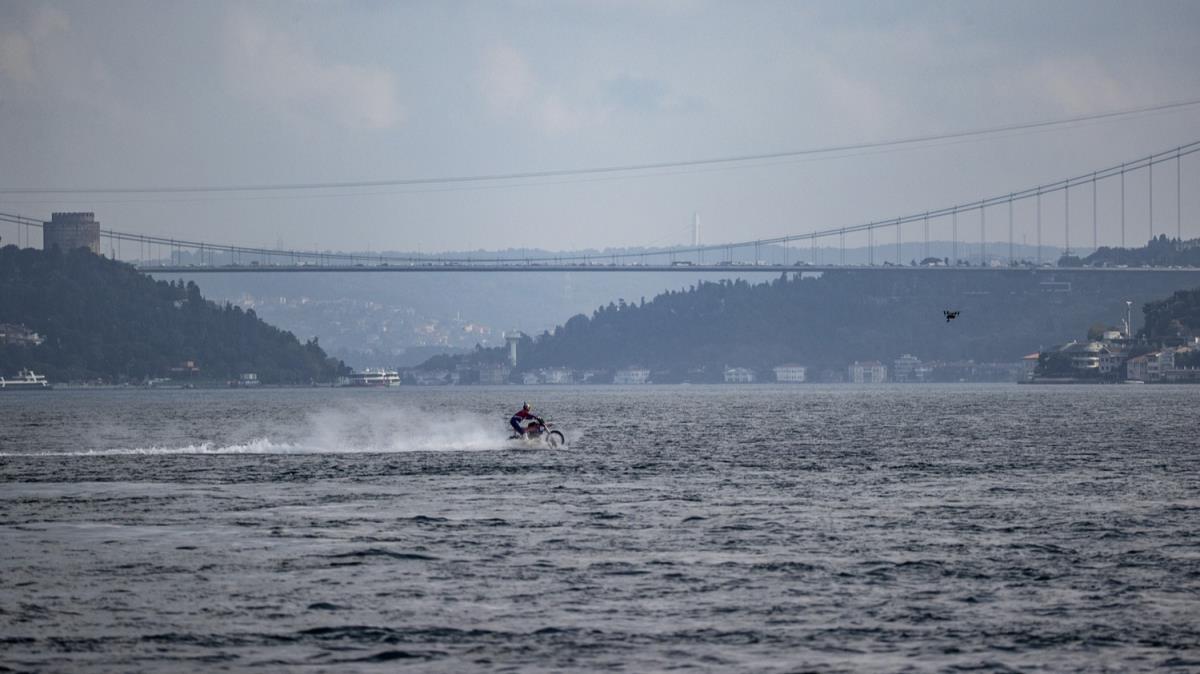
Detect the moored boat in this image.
<box><xmin>339</xmin><ymin>369</ymin><xmax>402</xmax><ymax>387</ymax></box>
<box><xmin>0</xmin><ymin>369</ymin><xmax>52</xmax><ymax>390</ymax></box>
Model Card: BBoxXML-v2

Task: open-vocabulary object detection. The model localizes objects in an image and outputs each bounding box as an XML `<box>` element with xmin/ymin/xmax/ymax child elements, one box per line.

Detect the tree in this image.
<box><xmin>0</xmin><ymin>247</ymin><xmax>349</xmax><ymax>383</ymax></box>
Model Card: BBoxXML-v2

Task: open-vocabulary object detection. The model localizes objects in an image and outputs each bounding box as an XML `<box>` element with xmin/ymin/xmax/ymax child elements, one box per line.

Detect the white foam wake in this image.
<box><xmin>7</xmin><ymin>438</ymin><xmax>297</xmax><ymax>457</ymax></box>
<box><xmin>7</xmin><ymin>404</ymin><xmax>530</xmax><ymax>456</ymax></box>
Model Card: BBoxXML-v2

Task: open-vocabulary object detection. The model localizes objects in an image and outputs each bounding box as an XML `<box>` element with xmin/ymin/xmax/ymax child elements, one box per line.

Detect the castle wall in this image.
<box><xmin>43</xmin><ymin>212</ymin><xmax>100</xmax><ymax>254</ymax></box>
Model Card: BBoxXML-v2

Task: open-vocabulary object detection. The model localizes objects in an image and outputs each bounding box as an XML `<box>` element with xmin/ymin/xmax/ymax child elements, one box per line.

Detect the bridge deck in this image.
<box><xmin>137</xmin><ymin>263</ymin><xmax>1200</xmax><ymax>274</ymax></box>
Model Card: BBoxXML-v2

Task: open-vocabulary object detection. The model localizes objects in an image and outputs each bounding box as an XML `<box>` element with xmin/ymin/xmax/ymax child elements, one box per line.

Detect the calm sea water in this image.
<box><xmin>1</xmin><ymin>385</ymin><xmax>1198</xmax><ymax>673</ymax></box>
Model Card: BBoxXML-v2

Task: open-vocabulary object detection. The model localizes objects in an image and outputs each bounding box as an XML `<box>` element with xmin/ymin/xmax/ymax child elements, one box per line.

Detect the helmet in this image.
<box><xmin>522</xmin><ymin>402</ymin><xmax>531</xmax><ymax>411</ymax></box>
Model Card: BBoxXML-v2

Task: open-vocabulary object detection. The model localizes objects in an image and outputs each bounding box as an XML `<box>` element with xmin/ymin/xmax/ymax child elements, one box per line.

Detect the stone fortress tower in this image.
<box><xmin>43</xmin><ymin>212</ymin><xmax>100</xmax><ymax>254</ymax></box>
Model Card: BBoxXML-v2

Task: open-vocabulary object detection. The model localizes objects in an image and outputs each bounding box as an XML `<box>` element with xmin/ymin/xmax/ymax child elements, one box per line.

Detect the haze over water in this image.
<box><xmin>2</xmin><ymin>385</ymin><xmax>1198</xmax><ymax>672</ymax></box>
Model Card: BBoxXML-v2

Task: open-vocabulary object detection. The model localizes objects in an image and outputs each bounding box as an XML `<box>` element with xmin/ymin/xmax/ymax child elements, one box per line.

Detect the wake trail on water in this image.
<box><xmin>9</xmin><ymin>405</ymin><xmax>533</xmax><ymax>456</ymax></box>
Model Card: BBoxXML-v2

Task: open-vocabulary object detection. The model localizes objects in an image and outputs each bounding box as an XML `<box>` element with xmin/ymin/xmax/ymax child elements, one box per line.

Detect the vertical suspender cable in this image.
<box><xmin>1036</xmin><ymin>190</ymin><xmax>1042</xmax><ymax>265</ymax></box>
<box><xmin>1092</xmin><ymin>172</ymin><xmax>1097</xmax><ymax>252</ymax></box>
<box><xmin>952</xmin><ymin>210</ymin><xmax>958</xmax><ymax>264</ymax></box>
<box><xmin>1121</xmin><ymin>163</ymin><xmax>1126</xmax><ymax>247</ymax></box>
<box><xmin>924</xmin><ymin>212</ymin><xmax>930</xmax><ymax>261</ymax></box>
<box><xmin>1149</xmin><ymin>155</ymin><xmax>1154</xmax><ymax>242</ymax></box>
<box><xmin>1008</xmin><ymin>196</ymin><xmax>1014</xmax><ymax>264</ymax></box>
<box><xmin>1065</xmin><ymin>179</ymin><xmax>1071</xmax><ymax>257</ymax></box>
<box><xmin>980</xmin><ymin>201</ymin><xmax>986</xmax><ymax>265</ymax></box>
<box><xmin>896</xmin><ymin>217</ymin><xmax>902</xmax><ymax>265</ymax></box>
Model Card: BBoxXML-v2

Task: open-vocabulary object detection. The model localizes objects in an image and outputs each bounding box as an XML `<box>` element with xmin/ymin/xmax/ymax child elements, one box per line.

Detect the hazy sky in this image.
<box><xmin>3</xmin><ymin>0</ymin><xmax>1200</xmax><ymax>254</ymax></box>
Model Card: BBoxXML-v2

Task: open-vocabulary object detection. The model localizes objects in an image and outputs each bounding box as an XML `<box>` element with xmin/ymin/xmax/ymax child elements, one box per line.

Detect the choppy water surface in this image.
<box><xmin>1</xmin><ymin>385</ymin><xmax>1198</xmax><ymax>673</ymax></box>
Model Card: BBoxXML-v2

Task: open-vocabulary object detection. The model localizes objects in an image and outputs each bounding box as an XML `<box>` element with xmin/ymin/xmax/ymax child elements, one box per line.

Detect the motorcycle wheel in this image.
<box><xmin>547</xmin><ymin>430</ymin><xmax>565</xmax><ymax>448</ymax></box>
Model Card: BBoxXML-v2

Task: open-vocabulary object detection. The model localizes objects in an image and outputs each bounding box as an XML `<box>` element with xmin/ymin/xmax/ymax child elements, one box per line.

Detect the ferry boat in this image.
<box><xmin>340</xmin><ymin>369</ymin><xmax>402</xmax><ymax>387</ymax></box>
<box><xmin>0</xmin><ymin>369</ymin><xmax>52</xmax><ymax>390</ymax></box>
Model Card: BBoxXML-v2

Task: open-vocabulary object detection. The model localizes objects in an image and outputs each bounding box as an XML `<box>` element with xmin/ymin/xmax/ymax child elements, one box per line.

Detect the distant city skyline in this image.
<box><xmin>2</xmin><ymin>0</ymin><xmax>1199</xmax><ymax>253</ymax></box>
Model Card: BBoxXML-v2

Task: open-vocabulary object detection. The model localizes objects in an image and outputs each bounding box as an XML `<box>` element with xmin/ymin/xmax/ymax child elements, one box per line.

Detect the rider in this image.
<box><xmin>510</xmin><ymin>402</ymin><xmax>543</xmax><ymax>437</ymax></box>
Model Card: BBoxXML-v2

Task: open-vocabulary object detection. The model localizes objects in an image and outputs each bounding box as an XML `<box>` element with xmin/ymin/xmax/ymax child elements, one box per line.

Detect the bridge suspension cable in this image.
<box><xmin>3</xmin><ymin>99</ymin><xmax>1200</xmax><ymax>197</ymax></box>
<box><xmin>3</xmin><ymin>140</ymin><xmax>1197</xmax><ymax>268</ymax></box>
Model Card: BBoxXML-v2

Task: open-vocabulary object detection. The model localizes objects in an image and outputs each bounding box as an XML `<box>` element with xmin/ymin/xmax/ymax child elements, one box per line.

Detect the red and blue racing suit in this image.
<box><xmin>510</xmin><ymin>408</ymin><xmax>541</xmax><ymax>436</ymax></box>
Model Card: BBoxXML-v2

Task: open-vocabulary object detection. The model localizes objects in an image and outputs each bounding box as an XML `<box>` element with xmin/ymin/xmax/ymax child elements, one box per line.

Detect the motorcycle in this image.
<box><xmin>510</xmin><ymin>419</ymin><xmax>566</xmax><ymax>448</ymax></box>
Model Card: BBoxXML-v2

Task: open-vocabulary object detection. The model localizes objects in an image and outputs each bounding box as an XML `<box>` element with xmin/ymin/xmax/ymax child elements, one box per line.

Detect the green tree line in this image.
<box><xmin>1076</xmin><ymin>235</ymin><xmax>1200</xmax><ymax>268</ymax></box>
<box><xmin>1139</xmin><ymin>285</ymin><xmax>1200</xmax><ymax>342</ymax></box>
<box><xmin>0</xmin><ymin>246</ymin><xmax>348</xmax><ymax>383</ymax></box>
<box><xmin>425</xmin><ymin>268</ymin><xmax>1200</xmax><ymax>377</ymax></box>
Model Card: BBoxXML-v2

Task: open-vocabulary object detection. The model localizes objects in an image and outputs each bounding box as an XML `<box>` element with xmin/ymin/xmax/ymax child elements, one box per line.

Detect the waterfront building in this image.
<box><xmin>0</xmin><ymin>323</ymin><xmax>44</xmax><ymax>347</ymax></box>
<box><xmin>723</xmin><ymin>367</ymin><xmax>756</xmax><ymax>383</ymax></box>
<box><xmin>541</xmin><ymin>368</ymin><xmax>575</xmax><ymax>385</ymax></box>
<box><xmin>168</xmin><ymin>360</ymin><xmax>201</xmax><ymax>379</ymax></box>
<box><xmin>1127</xmin><ymin>354</ymin><xmax>1150</xmax><ymax>382</ymax></box>
<box><xmin>578</xmin><ymin>370</ymin><xmax>609</xmax><ymax>384</ymax></box>
<box><xmin>1127</xmin><ymin>350</ymin><xmax>1174</xmax><ymax>382</ymax></box>
<box><xmin>848</xmin><ymin>361</ymin><xmax>887</xmax><ymax>384</ymax></box>
<box><xmin>1099</xmin><ymin>350</ymin><xmax>1128</xmax><ymax>376</ymax></box>
<box><xmin>43</xmin><ymin>212</ymin><xmax>100</xmax><ymax>254</ymax></box>
<box><xmin>478</xmin><ymin>364</ymin><xmax>511</xmax><ymax>385</ymax></box>
<box><xmin>412</xmin><ymin>370</ymin><xmax>452</xmax><ymax>385</ymax></box>
<box><xmin>1067</xmin><ymin>341</ymin><xmax>1111</xmax><ymax>372</ymax></box>
<box><xmin>1163</xmin><ymin>346</ymin><xmax>1200</xmax><ymax>382</ymax></box>
<box><xmin>772</xmin><ymin>364</ymin><xmax>807</xmax><ymax>383</ymax></box>
<box><xmin>1022</xmin><ymin>353</ymin><xmax>1040</xmax><ymax>381</ymax></box>
<box><xmin>892</xmin><ymin>354</ymin><xmax>921</xmax><ymax>382</ymax></box>
<box><xmin>1148</xmin><ymin>350</ymin><xmax>1172</xmax><ymax>380</ymax></box>
<box><xmin>613</xmin><ymin>367</ymin><xmax>651</xmax><ymax>384</ymax></box>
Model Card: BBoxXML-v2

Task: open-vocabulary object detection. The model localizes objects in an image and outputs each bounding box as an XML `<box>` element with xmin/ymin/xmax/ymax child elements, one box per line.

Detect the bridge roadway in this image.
<box><xmin>138</xmin><ymin>263</ymin><xmax>1200</xmax><ymax>274</ymax></box>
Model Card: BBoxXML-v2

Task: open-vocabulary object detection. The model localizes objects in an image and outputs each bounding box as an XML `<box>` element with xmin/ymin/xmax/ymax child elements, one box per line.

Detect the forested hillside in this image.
<box><xmin>0</xmin><ymin>246</ymin><xmax>347</xmax><ymax>383</ymax></box>
<box><xmin>425</xmin><ymin>268</ymin><xmax>1200</xmax><ymax>376</ymax></box>
<box><xmin>1079</xmin><ymin>235</ymin><xmax>1200</xmax><ymax>268</ymax></box>
<box><xmin>1140</xmin><ymin>286</ymin><xmax>1200</xmax><ymax>341</ymax></box>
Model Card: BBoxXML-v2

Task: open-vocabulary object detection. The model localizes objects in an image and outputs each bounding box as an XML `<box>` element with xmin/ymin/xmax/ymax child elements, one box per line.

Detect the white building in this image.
<box><xmin>723</xmin><ymin>367</ymin><xmax>756</xmax><ymax>383</ymax></box>
<box><xmin>1127</xmin><ymin>354</ymin><xmax>1150</xmax><ymax>382</ymax></box>
<box><xmin>0</xmin><ymin>323</ymin><xmax>44</xmax><ymax>347</ymax></box>
<box><xmin>613</xmin><ymin>367</ymin><xmax>651</xmax><ymax>384</ymax></box>
<box><xmin>478</xmin><ymin>364</ymin><xmax>510</xmax><ymax>385</ymax></box>
<box><xmin>772</xmin><ymin>364</ymin><xmax>807</xmax><ymax>383</ymax></box>
<box><xmin>1127</xmin><ymin>350</ymin><xmax>1173</xmax><ymax>382</ymax></box>
<box><xmin>1147</xmin><ymin>350</ymin><xmax>1172</xmax><ymax>380</ymax></box>
<box><xmin>892</xmin><ymin>354</ymin><xmax>921</xmax><ymax>382</ymax></box>
<box><xmin>1064</xmin><ymin>341</ymin><xmax>1109</xmax><ymax>372</ymax></box>
<box><xmin>848</xmin><ymin>361</ymin><xmax>887</xmax><ymax>383</ymax></box>
<box><xmin>1099</xmin><ymin>350</ymin><xmax>1128</xmax><ymax>376</ymax></box>
<box><xmin>1022</xmin><ymin>353</ymin><xmax>1040</xmax><ymax>381</ymax></box>
<box><xmin>541</xmin><ymin>368</ymin><xmax>575</xmax><ymax>385</ymax></box>
<box><xmin>1164</xmin><ymin>347</ymin><xmax>1200</xmax><ymax>382</ymax></box>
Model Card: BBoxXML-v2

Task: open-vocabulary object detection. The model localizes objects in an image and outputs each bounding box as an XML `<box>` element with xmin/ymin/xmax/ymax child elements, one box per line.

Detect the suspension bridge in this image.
<box><xmin>3</xmin><ymin>141</ymin><xmax>1199</xmax><ymax>275</ymax></box>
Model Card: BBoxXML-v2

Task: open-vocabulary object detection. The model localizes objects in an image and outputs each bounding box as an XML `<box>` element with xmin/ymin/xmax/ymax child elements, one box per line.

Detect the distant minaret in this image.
<box><xmin>692</xmin><ymin>212</ymin><xmax>701</xmax><ymax>247</ymax></box>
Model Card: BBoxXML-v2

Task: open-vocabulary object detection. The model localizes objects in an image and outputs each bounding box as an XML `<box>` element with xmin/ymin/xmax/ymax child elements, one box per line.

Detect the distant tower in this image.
<box><xmin>43</xmin><ymin>212</ymin><xmax>100</xmax><ymax>254</ymax></box>
<box><xmin>505</xmin><ymin>331</ymin><xmax>522</xmax><ymax>367</ymax></box>
<box><xmin>692</xmin><ymin>212</ymin><xmax>701</xmax><ymax>247</ymax></box>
